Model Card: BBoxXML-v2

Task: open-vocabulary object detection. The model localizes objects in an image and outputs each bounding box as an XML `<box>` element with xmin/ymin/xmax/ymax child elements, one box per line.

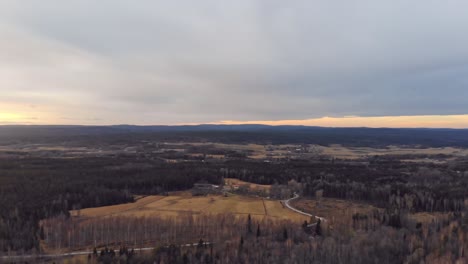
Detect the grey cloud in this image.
<box><xmin>1</xmin><ymin>0</ymin><xmax>468</xmax><ymax>124</ymax></box>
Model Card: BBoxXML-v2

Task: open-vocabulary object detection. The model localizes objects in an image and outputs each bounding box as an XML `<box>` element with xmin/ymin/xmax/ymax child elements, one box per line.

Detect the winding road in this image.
<box><xmin>283</xmin><ymin>193</ymin><xmax>327</xmax><ymax>222</ymax></box>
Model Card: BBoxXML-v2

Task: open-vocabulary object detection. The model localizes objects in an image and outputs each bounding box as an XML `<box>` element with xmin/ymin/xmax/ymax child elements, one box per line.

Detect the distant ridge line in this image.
<box><xmin>1</xmin><ymin>124</ymin><xmax>468</xmax><ymax>147</ymax></box>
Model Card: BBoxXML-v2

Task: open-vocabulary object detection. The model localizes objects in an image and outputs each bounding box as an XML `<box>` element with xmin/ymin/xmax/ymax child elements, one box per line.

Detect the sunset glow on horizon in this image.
<box><xmin>213</xmin><ymin>115</ymin><xmax>468</xmax><ymax>129</ymax></box>
<box><xmin>2</xmin><ymin>111</ymin><xmax>468</xmax><ymax>129</ymax></box>
<box><xmin>0</xmin><ymin>112</ymin><xmax>23</xmax><ymax>121</ymax></box>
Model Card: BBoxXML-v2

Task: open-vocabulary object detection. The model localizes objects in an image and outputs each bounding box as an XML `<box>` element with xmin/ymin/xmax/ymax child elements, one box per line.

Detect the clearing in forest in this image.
<box><xmin>71</xmin><ymin>193</ymin><xmax>309</xmax><ymax>222</ymax></box>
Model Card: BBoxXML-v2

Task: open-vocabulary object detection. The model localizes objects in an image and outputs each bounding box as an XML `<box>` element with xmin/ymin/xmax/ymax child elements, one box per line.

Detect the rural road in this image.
<box><xmin>283</xmin><ymin>193</ymin><xmax>327</xmax><ymax>222</ymax></box>
<box><xmin>0</xmin><ymin>242</ymin><xmax>213</xmax><ymax>260</ymax></box>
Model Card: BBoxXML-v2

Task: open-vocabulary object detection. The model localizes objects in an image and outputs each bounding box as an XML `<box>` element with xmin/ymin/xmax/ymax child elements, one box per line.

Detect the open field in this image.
<box><xmin>158</xmin><ymin>142</ymin><xmax>468</xmax><ymax>161</ymax></box>
<box><xmin>410</xmin><ymin>212</ymin><xmax>450</xmax><ymax>224</ymax></box>
<box><xmin>320</xmin><ymin>145</ymin><xmax>468</xmax><ymax>160</ymax></box>
<box><xmin>71</xmin><ymin>192</ymin><xmax>309</xmax><ymax>222</ymax></box>
<box><xmin>291</xmin><ymin>197</ymin><xmax>449</xmax><ymax>225</ymax></box>
<box><xmin>167</xmin><ymin>142</ymin><xmax>468</xmax><ymax>158</ymax></box>
<box><xmin>224</xmin><ymin>178</ymin><xmax>271</xmax><ymax>192</ymax></box>
<box><xmin>2</xmin><ymin>139</ymin><xmax>467</xmax><ymax>163</ymax></box>
<box><xmin>69</xmin><ymin>187</ymin><xmax>452</xmax><ymax>226</ymax></box>
<box><xmin>291</xmin><ymin>197</ymin><xmax>379</xmax><ymax>222</ymax></box>
<box><xmin>70</xmin><ymin>196</ymin><xmax>166</xmax><ymax>218</ymax></box>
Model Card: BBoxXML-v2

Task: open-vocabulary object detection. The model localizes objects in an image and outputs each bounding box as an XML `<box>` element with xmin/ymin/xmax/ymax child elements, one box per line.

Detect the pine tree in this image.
<box><xmin>247</xmin><ymin>214</ymin><xmax>252</xmax><ymax>234</ymax></box>
<box><xmin>39</xmin><ymin>226</ymin><xmax>45</xmax><ymax>240</ymax></box>
<box><xmin>315</xmin><ymin>219</ymin><xmax>322</xmax><ymax>236</ymax></box>
<box><xmin>239</xmin><ymin>235</ymin><xmax>244</xmax><ymax>251</ymax></box>
<box><xmin>283</xmin><ymin>227</ymin><xmax>288</xmax><ymax>241</ymax></box>
<box><xmin>256</xmin><ymin>224</ymin><xmax>261</xmax><ymax>238</ymax></box>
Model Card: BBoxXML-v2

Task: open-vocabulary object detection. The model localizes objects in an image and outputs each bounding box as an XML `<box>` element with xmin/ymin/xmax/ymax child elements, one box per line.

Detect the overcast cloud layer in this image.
<box><xmin>1</xmin><ymin>1</ymin><xmax>468</xmax><ymax>125</ymax></box>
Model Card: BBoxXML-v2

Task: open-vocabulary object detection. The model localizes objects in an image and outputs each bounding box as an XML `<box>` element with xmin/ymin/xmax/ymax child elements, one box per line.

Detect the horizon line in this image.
<box><xmin>2</xmin><ymin>114</ymin><xmax>468</xmax><ymax>129</ymax></box>
<box><xmin>0</xmin><ymin>123</ymin><xmax>468</xmax><ymax>130</ymax></box>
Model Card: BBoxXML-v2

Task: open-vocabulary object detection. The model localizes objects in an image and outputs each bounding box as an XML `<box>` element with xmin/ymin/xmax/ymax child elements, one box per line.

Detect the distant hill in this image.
<box><xmin>1</xmin><ymin>124</ymin><xmax>468</xmax><ymax>147</ymax></box>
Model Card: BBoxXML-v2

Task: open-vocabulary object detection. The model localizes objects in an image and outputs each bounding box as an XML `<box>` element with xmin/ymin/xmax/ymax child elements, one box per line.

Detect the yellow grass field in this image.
<box><xmin>410</xmin><ymin>212</ymin><xmax>449</xmax><ymax>224</ymax></box>
<box><xmin>71</xmin><ymin>193</ymin><xmax>309</xmax><ymax>223</ymax></box>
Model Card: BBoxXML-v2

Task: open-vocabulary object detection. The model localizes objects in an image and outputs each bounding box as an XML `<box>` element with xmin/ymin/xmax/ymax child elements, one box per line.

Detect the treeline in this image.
<box><xmin>1</xmin><ymin>153</ymin><xmax>467</xmax><ymax>252</ymax></box>
<box><xmin>3</xmin><ymin>125</ymin><xmax>468</xmax><ymax>147</ymax></box>
<box><xmin>300</xmin><ymin>162</ymin><xmax>468</xmax><ymax>213</ymax></box>
<box><xmin>222</xmin><ymin>158</ymin><xmax>468</xmax><ymax>213</ymax></box>
<box><xmin>33</xmin><ymin>208</ymin><xmax>468</xmax><ymax>263</ymax></box>
<box><xmin>219</xmin><ymin>158</ymin><xmax>468</xmax><ymax>213</ymax></box>
<box><xmin>0</xmin><ymin>156</ymin><xmax>223</xmax><ymax>252</ymax></box>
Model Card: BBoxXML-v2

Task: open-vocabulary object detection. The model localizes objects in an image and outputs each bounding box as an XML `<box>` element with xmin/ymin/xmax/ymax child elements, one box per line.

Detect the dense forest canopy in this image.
<box><xmin>0</xmin><ymin>128</ymin><xmax>467</xmax><ymax>263</ymax></box>
<box><xmin>1</xmin><ymin>151</ymin><xmax>467</xmax><ymax>253</ymax></box>
<box><xmin>1</xmin><ymin>125</ymin><xmax>468</xmax><ymax>147</ymax></box>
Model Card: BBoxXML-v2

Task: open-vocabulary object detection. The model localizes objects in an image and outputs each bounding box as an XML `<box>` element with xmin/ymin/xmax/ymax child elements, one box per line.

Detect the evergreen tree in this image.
<box><xmin>315</xmin><ymin>219</ymin><xmax>322</xmax><ymax>236</ymax></box>
<box><xmin>247</xmin><ymin>214</ymin><xmax>252</xmax><ymax>234</ymax></box>
<box><xmin>39</xmin><ymin>226</ymin><xmax>45</xmax><ymax>240</ymax></box>
<box><xmin>239</xmin><ymin>235</ymin><xmax>244</xmax><ymax>251</ymax></box>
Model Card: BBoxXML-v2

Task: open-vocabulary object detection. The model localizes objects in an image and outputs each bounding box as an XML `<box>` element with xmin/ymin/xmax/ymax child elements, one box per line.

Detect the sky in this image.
<box><xmin>1</xmin><ymin>1</ymin><xmax>468</xmax><ymax>128</ymax></box>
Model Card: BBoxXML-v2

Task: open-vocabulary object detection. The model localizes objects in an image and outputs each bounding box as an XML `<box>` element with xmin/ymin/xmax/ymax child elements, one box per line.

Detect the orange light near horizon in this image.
<box><xmin>0</xmin><ymin>111</ymin><xmax>45</xmax><ymax>124</ymax></box>
<box><xmin>213</xmin><ymin>115</ymin><xmax>468</xmax><ymax>129</ymax></box>
<box><xmin>0</xmin><ymin>112</ymin><xmax>24</xmax><ymax>121</ymax></box>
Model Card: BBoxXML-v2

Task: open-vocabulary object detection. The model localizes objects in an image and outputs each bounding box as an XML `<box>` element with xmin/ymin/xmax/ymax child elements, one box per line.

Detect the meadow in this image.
<box><xmin>71</xmin><ymin>192</ymin><xmax>309</xmax><ymax>223</ymax></box>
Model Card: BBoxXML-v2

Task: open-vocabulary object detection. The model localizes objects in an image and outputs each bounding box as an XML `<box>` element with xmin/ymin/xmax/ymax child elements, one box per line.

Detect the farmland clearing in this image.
<box><xmin>71</xmin><ymin>192</ymin><xmax>310</xmax><ymax>222</ymax></box>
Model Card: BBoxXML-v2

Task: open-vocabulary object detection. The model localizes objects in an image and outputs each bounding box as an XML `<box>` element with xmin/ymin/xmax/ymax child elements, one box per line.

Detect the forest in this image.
<box><xmin>2</xmin><ymin>125</ymin><xmax>468</xmax><ymax>147</ymax></box>
<box><xmin>0</xmin><ymin>131</ymin><xmax>467</xmax><ymax>263</ymax></box>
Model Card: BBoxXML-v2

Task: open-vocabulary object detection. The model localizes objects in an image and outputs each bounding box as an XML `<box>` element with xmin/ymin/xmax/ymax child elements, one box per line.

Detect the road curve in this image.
<box><xmin>283</xmin><ymin>193</ymin><xmax>327</xmax><ymax>222</ymax></box>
